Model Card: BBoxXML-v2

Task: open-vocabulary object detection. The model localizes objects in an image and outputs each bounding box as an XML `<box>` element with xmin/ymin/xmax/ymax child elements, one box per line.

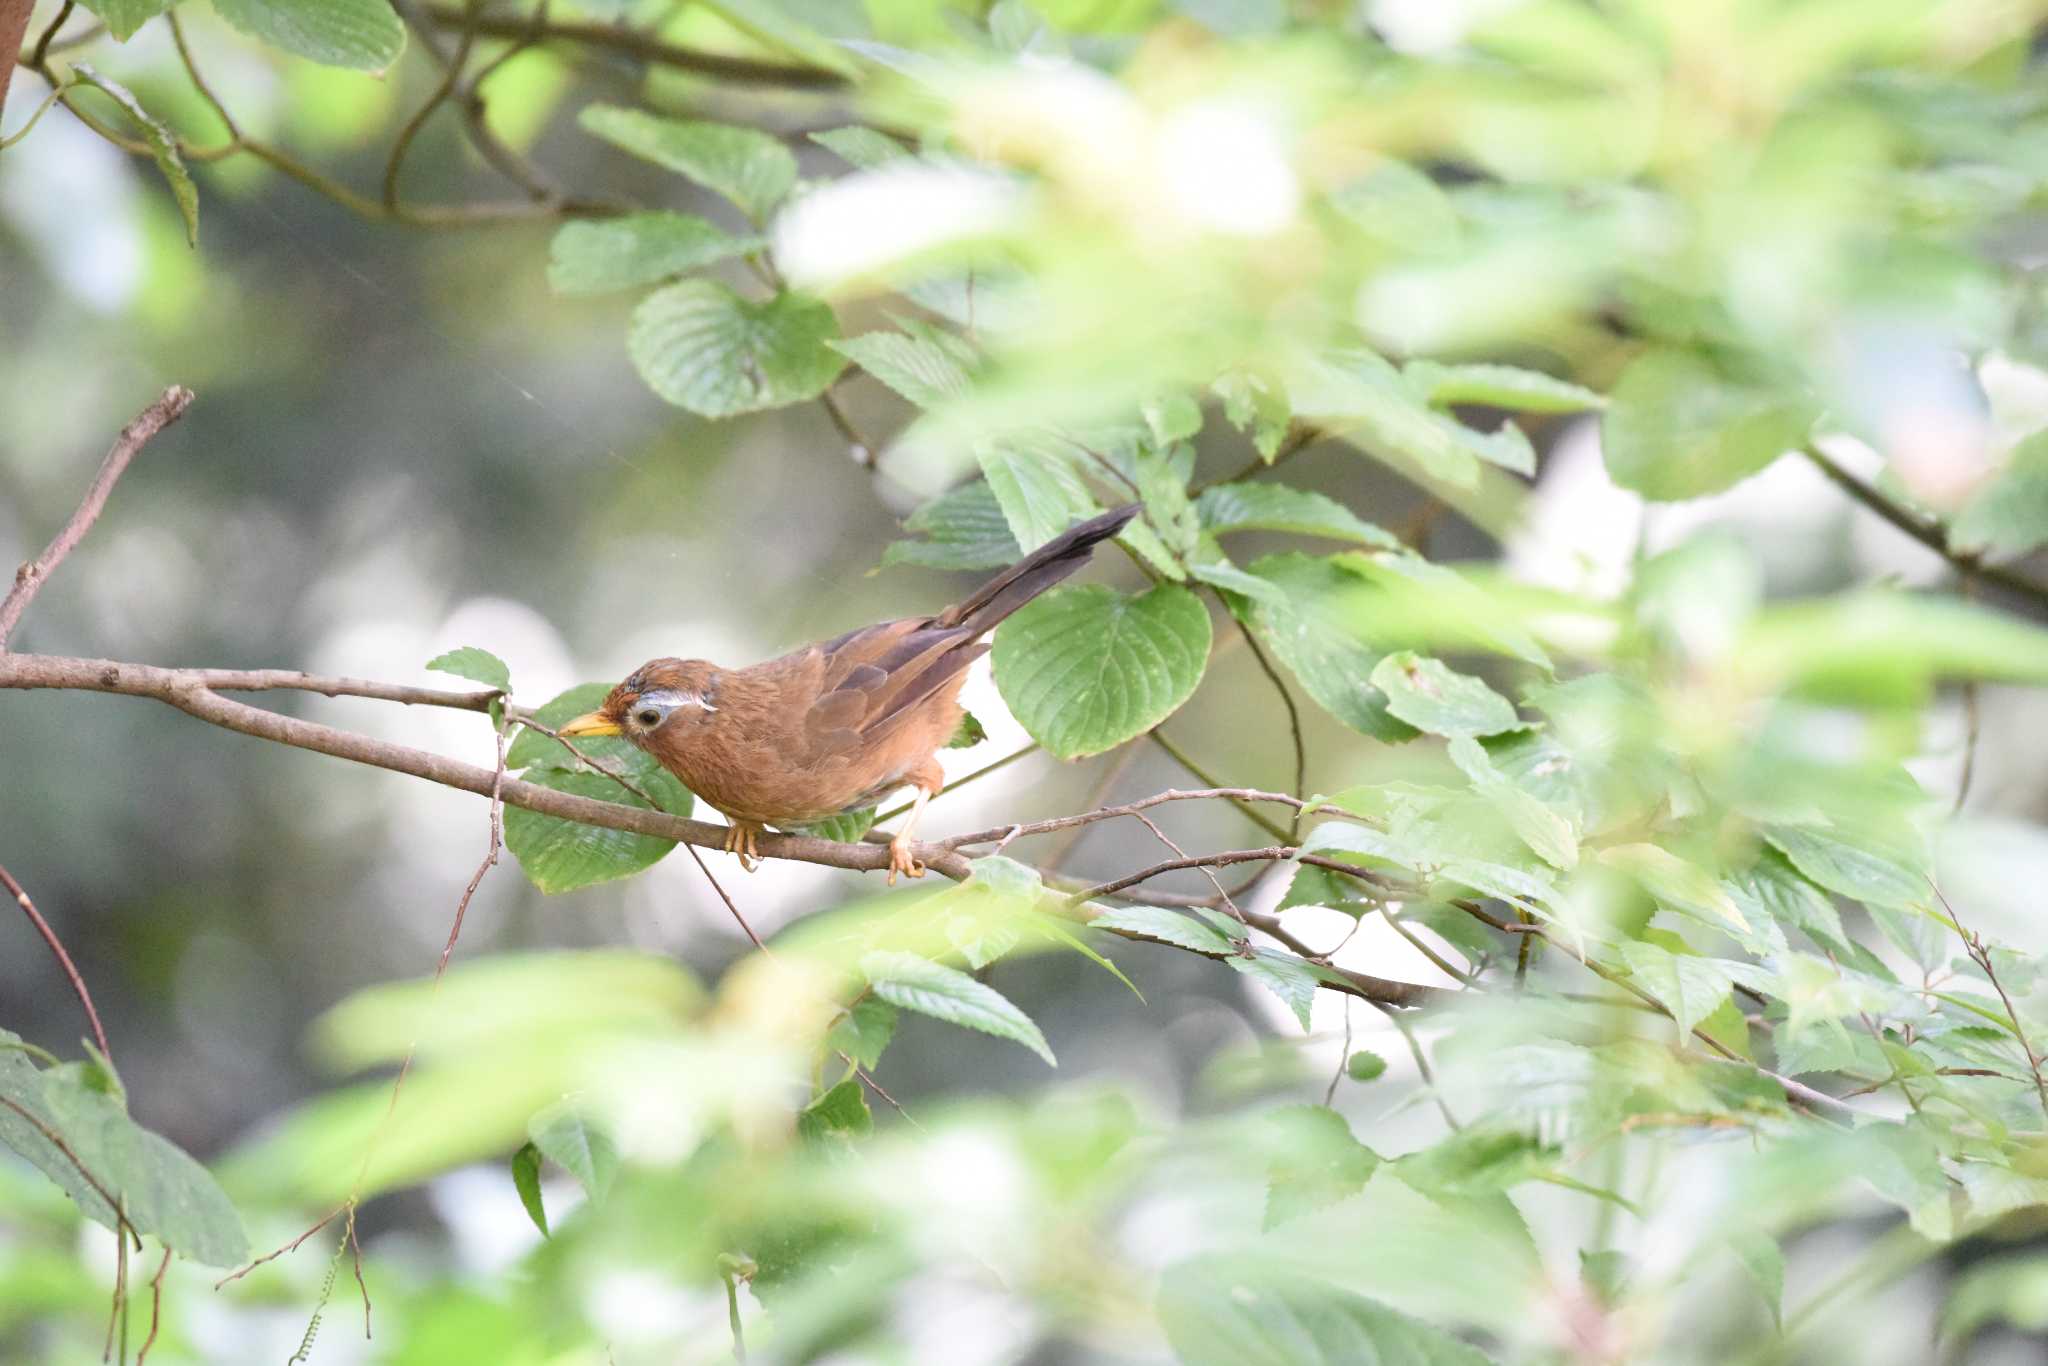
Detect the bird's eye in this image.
<box><xmin>634</xmin><ymin>707</ymin><xmax>662</xmax><ymax>728</ymax></box>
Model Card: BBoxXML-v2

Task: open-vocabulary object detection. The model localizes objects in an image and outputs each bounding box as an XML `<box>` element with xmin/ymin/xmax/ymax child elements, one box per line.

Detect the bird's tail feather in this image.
<box><xmin>941</xmin><ymin>504</ymin><xmax>1140</xmax><ymax>634</ymax></box>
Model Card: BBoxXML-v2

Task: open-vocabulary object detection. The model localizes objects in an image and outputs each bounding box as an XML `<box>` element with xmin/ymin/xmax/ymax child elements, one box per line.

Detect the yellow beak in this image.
<box><xmin>557</xmin><ymin>710</ymin><xmax>623</xmax><ymax>738</ymax></box>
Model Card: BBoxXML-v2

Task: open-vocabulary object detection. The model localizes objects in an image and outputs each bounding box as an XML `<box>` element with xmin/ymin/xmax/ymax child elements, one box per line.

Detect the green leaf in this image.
<box><xmin>797</xmin><ymin>1079</ymin><xmax>873</xmax><ymax>1142</ymax></box>
<box><xmin>1329</xmin><ymin>157</ymin><xmax>1460</xmax><ymax>256</ymax></box>
<box><xmin>977</xmin><ymin>436</ymin><xmax>1101</xmax><ymax>552</ymax></box>
<box><xmin>546</xmin><ymin>213</ymin><xmax>759</xmax><ymax>295</ymax></box>
<box><xmin>1403</xmin><ymin>361</ymin><xmax>1605</xmax><ymax>414</ymax></box>
<box><xmin>992</xmin><ymin>583</ymin><xmax>1211</xmax><ymax>760</ymax></box>
<box><xmin>629</xmin><ymin>281</ymin><xmax>845</xmax><ymax>418</ymax></box>
<box><xmin>1239</xmin><ymin>554</ymin><xmax>1410</xmax><ymax>742</ymax></box>
<box><xmin>1730</xmin><ymin>1231</ymin><xmax>1785</xmax><ymax>1327</ymax></box>
<box><xmin>1090</xmin><ymin>905</ymin><xmax>1239</xmax><ymax>955</ymax></box>
<box><xmin>426</xmin><ymin>646</ymin><xmax>511</xmax><ymax>693</ymax></box>
<box><xmin>577</xmin><ymin>106</ymin><xmax>797</xmax><ymax>222</ymax></box>
<box><xmin>1370</xmin><ymin>653</ymin><xmax>1519</xmax><ymax>738</ymax></box>
<box><xmin>831</xmin><ymin>324</ymin><xmax>976</xmax><ymax>408</ymax></box>
<box><xmin>1230</xmin><ymin>949</ymin><xmax>1320</xmax><ymax>1029</ymax></box>
<box><xmin>1596</xmin><ymin>844</ymin><xmax>1749</xmax><ymax>934</ymax></box>
<box><xmin>809</xmin><ymin>126</ymin><xmax>909</xmax><ymax>169</ymax></box>
<box><xmin>825</xmin><ymin>998</ymin><xmax>897</xmax><ymax>1070</ymax></box>
<box><xmin>1953</xmin><ymin>430</ymin><xmax>2048</xmax><ymax>559</ymax></box>
<box><xmin>1213</xmin><ymin>370</ymin><xmax>1292</xmax><ymax>458</ymax></box>
<box><xmin>884</xmin><ymin>481</ymin><xmax>1023</xmax><ymax>572</ymax></box>
<box><xmin>1197</xmin><ymin>482</ymin><xmax>1400</xmax><ymax>548</ymax></box>
<box><xmin>528</xmin><ymin>1100</ymin><xmax>617</xmax><ymax>1203</ymax></box>
<box><xmin>1446</xmin><ymin>736</ymin><xmax>1579</xmax><ymax>872</ymax></box>
<box><xmin>74</xmin><ymin>0</ymin><xmax>169</xmax><ymax>43</ymax></box>
<box><xmin>208</xmin><ymin>0</ymin><xmax>405</xmax><ymax>69</ymax></box>
<box><xmin>1738</xmin><ymin>591</ymin><xmax>2048</xmax><ymax>704</ymax></box>
<box><xmin>794</xmin><ymin>806</ymin><xmax>876</xmax><ymax>843</ymax></box>
<box><xmin>1763</xmin><ymin>824</ymin><xmax>1927</xmax><ymax>910</ymax></box>
<box><xmin>1158</xmin><ymin>1258</ymin><xmax>1497</xmax><ymax>1366</ymax></box>
<box><xmin>70</xmin><ymin>67</ymin><xmax>197</xmax><ymax>246</ymax></box>
<box><xmin>1264</xmin><ymin>1106</ymin><xmax>1379</xmax><ymax>1230</ymax></box>
<box><xmin>947</xmin><ymin>710</ymin><xmax>986</xmax><ymax>748</ymax></box>
<box><xmin>504</xmin><ymin>767</ymin><xmax>693</xmax><ymax>894</ymax></box>
<box><xmin>1347</xmin><ymin>1050</ymin><xmax>1388</xmax><ymax>1082</ymax></box>
<box><xmin>860</xmin><ymin>951</ymin><xmax>1055</xmax><ymax>1065</ymax></box>
<box><xmin>1290</xmin><ymin>351</ymin><xmax>1533</xmax><ymax>484</ymax></box>
<box><xmin>1601</xmin><ymin>348</ymin><xmax>1813</xmax><ymax>500</ymax></box>
<box><xmin>510</xmin><ymin>683</ymin><xmax>632</xmax><ymax>773</ymax></box>
<box><xmin>1618</xmin><ymin>942</ymin><xmax>1736</xmax><ymax>1037</ymax></box>
<box><xmin>0</xmin><ymin>1037</ymin><xmax>249</xmax><ymax>1267</ymax></box>
<box><xmin>510</xmin><ymin>1142</ymin><xmax>547</xmax><ymax>1236</ymax></box>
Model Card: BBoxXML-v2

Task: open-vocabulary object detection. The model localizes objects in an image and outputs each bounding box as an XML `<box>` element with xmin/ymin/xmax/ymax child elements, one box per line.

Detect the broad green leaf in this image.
<box><xmin>504</xmin><ymin>767</ymin><xmax>693</xmax><ymax>894</ymax></box>
<box><xmin>209</xmin><ymin>0</ymin><xmax>405</xmax><ymax>69</ymax></box>
<box><xmin>1601</xmin><ymin>348</ymin><xmax>1812</xmax><ymax>499</ymax></box>
<box><xmin>510</xmin><ymin>683</ymin><xmax>635</xmax><ymax>774</ymax></box>
<box><xmin>1264</xmin><ymin>1106</ymin><xmax>1380</xmax><ymax>1230</ymax></box>
<box><xmin>1764</xmin><ymin>824</ymin><xmax>1927</xmax><ymax>910</ymax></box>
<box><xmin>810</xmin><ymin>126</ymin><xmax>909</xmax><ymax>169</ymax></box>
<box><xmin>1159</xmin><ymin>1258</ymin><xmax>1497</xmax><ymax>1366</ymax></box>
<box><xmin>1404</xmin><ymin>361</ymin><xmax>1606</xmax><ymax>413</ymax></box>
<box><xmin>546</xmin><ymin>213</ymin><xmax>759</xmax><ymax>295</ymax></box>
<box><xmin>797</xmin><ymin>1079</ymin><xmax>872</xmax><ymax>1142</ymax></box>
<box><xmin>831</xmin><ymin>325</ymin><xmax>976</xmax><ymax>408</ymax></box>
<box><xmin>1738</xmin><ymin>591</ymin><xmax>2048</xmax><ymax>704</ymax></box>
<box><xmin>1347</xmin><ymin>1050</ymin><xmax>1388</xmax><ymax>1082</ymax></box>
<box><xmin>75</xmin><ymin>0</ymin><xmax>168</xmax><ymax>43</ymax></box>
<box><xmin>629</xmin><ymin>281</ymin><xmax>845</xmax><ymax>418</ymax></box>
<box><xmin>1730</xmin><ymin>1232</ymin><xmax>1785</xmax><ymax>1327</ymax></box>
<box><xmin>1230</xmin><ymin>949</ymin><xmax>1320</xmax><ymax>1029</ymax></box>
<box><xmin>1329</xmin><ymin>158</ymin><xmax>1461</xmax><ymax>256</ymax></box>
<box><xmin>977</xmin><ymin>436</ymin><xmax>1101</xmax><ymax>552</ymax></box>
<box><xmin>1597</xmin><ymin>844</ymin><xmax>1749</xmax><ymax>933</ymax></box>
<box><xmin>1447</xmin><ymin>736</ymin><xmax>1579</xmax><ymax>871</ymax></box>
<box><xmin>426</xmin><ymin>646</ymin><xmax>511</xmax><ymax>692</ymax></box>
<box><xmin>70</xmin><ymin>67</ymin><xmax>198</xmax><ymax>246</ymax></box>
<box><xmin>1136</xmin><ymin>445</ymin><xmax>1202</xmax><ymax>561</ymax></box>
<box><xmin>1189</xmin><ymin>559</ymin><xmax>1289</xmax><ymax>605</ymax></box>
<box><xmin>795</xmin><ymin>806</ymin><xmax>876</xmax><ymax>842</ymax></box>
<box><xmin>510</xmin><ymin>1142</ymin><xmax>547</xmax><ymax>1235</ymax></box>
<box><xmin>1090</xmin><ymin>905</ymin><xmax>1239</xmax><ymax>955</ymax></box>
<box><xmin>1953</xmin><ymin>430</ymin><xmax>2048</xmax><ymax>558</ymax></box>
<box><xmin>577</xmin><ymin>106</ymin><xmax>797</xmax><ymax>222</ymax></box>
<box><xmin>860</xmin><ymin>951</ymin><xmax>1055</xmax><ymax>1065</ymax></box>
<box><xmin>1618</xmin><ymin>941</ymin><xmax>1736</xmax><ymax>1037</ymax></box>
<box><xmin>883</xmin><ymin>480</ymin><xmax>1022</xmax><ymax>571</ymax></box>
<box><xmin>1370</xmin><ymin>652</ymin><xmax>1520</xmax><ymax>737</ymax></box>
<box><xmin>529</xmin><ymin>1101</ymin><xmax>617</xmax><ymax>1203</ymax></box>
<box><xmin>1240</xmin><ymin>554</ymin><xmax>1410</xmax><ymax>742</ymax></box>
<box><xmin>992</xmin><ymin>583</ymin><xmax>1211</xmax><ymax>759</ymax></box>
<box><xmin>1196</xmin><ymin>482</ymin><xmax>1400</xmax><ymax>548</ymax></box>
<box><xmin>825</xmin><ymin>998</ymin><xmax>897</xmax><ymax>1070</ymax></box>
<box><xmin>0</xmin><ymin>1040</ymin><xmax>249</xmax><ymax>1266</ymax></box>
<box><xmin>1395</xmin><ymin>1127</ymin><xmax>1553</xmax><ymax>1200</ymax></box>
<box><xmin>1290</xmin><ymin>351</ymin><xmax>1534</xmax><ymax>483</ymax></box>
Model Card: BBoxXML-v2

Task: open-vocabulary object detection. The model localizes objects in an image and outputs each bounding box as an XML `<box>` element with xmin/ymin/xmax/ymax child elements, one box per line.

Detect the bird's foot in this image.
<box><xmin>724</xmin><ymin>821</ymin><xmax>762</xmax><ymax>872</ymax></box>
<box><xmin>886</xmin><ymin>833</ymin><xmax>926</xmax><ymax>887</ymax></box>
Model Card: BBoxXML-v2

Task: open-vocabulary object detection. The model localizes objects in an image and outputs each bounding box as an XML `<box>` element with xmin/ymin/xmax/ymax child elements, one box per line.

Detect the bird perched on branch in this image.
<box><xmin>559</xmin><ymin>504</ymin><xmax>1140</xmax><ymax>883</ymax></box>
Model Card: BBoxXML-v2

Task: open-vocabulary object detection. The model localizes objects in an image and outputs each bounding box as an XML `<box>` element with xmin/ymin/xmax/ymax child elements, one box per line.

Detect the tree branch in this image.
<box><xmin>418</xmin><ymin>5</ymin><xmax>850</xmax><ymax>87</ymax></box>
<box><xmin>1</xmin><ymin>861</ymin><xmax>112</xmax><ymax>1062</ymax></box>
<box><xmin>0</xmin><ymin>386</ymin><xmax>194</xmax><ymax>651</ymax></box>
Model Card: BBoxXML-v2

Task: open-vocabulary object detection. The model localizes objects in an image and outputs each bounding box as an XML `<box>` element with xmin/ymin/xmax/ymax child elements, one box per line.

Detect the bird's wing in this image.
<box><xmin>802</xmin><ymin>617</ymin><xmax>980</xmax><ymax>757</ymax></box>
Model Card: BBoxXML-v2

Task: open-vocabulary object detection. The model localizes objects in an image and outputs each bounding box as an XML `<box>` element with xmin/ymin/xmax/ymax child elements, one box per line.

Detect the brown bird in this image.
<box><xmin>558</xmin><ymin>504</ymin><xmax>1139</xmax><ymax>883</ymax></box>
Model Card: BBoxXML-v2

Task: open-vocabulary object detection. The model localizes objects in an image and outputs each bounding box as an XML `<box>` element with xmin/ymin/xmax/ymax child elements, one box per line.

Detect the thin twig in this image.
<box><xmin>0</xmin><ymin>386</ymin><xmax>195</xmax><ymax>651</ymax></box>
<box><xmin>876</xmin><ymin>743</ymin><xmax>1039</xmax><ymax>823</ymax></box>
<box><xmin>214</xmin><ymin>1206</ymin><xmax>344</xmax><ymax>1289</ymax></box>
<box><xmin>1956</xmin><ymin>679</ymin><xmax>1981</xmax><ymax>815</ymax></box>
<box><xmin>1324</xmin><ymin>997</ymin><xmax>1353</xmax><ymax>1106</ymax></box>
<box><xmin>1039</xmin><ymin>744</ymin><xmax>1142</xmax><ymax>873</ymax></box>
<box><xmin>723</xmin><ymin>1264</ymin><xmax>748</xmax><ymax>1362</ymax></box>
<box><xmin>384</xmin><ymin>0</ymin><xmax>484</xmax><ymax>211</ymax></box>
<box><xmin>439</xmin><ymin>718</ymin><xmax>508</xmax><ymax>977</ymax></box>
<box><xmin>27</xmin><ymin>0</ymin><xmax>73</xmax><ymax>68</ymax></box>
<box><xmin>1231</xmin><ymin>613</ymin><xmax>1307</xmax><ymax>834</ymax></box>
<box><xmin>134</xmin><ymin>1246</ymin><xmax>172</xmax><ymax>1365</ymax></box>
<box><xmin>1935</xmin><ymin>882</ymin><xmax>2048</xmax><ymax>1124</ymax></box>
<box><xmin>0</xmin><ymin>861</ymin><xmax>112</xmax><ymax>1061</ymax></box>
<box><xmin>1148</xmin><ymin>731</ymin><xmax>1292</xmax><ymax>841</ymax></box>
<box><xmin>418</xmin><ymin>4</ymin><xmax>850</xmax><ymax>85</ymax></box>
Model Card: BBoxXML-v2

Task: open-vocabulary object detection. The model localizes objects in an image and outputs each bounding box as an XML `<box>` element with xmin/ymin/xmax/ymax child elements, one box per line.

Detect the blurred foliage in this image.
<box><xmin>10</xmin><ymin>0</ymin><xmax>2048</xmax><ymax>1363</ymax></box>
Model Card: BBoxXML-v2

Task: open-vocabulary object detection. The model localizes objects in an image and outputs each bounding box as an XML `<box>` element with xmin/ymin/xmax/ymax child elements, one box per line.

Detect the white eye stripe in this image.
<box><xmin>638</xmin><ymin>689</ymin><xmax>716</xmax><ymax>715</ymax></box>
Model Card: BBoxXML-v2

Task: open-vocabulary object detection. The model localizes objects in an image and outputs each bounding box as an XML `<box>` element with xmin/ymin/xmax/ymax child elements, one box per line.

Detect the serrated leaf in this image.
<box><xmin>795</xmin><ymin>806</ymin><xmax>876</xmax><ymax>843</ymax></box>
<box><xmin>1189</xmin><ymin>559</ymin><xmax>1289</xmax><ymax>605</ymax></box>
<box><xmin>1601</xmin><ymin>348</ymin><xmax>1813</xmax><ymax>499</ymax></box>
<box><xmin>1404</xmin><ymin>361</ymin><xmax>1605</xmax><ymax>413</ymax></box>
<box><xmin>71</xmin><ymin>67</ymin><xmax>197</xmax><ymax>246</ymax></box>
<box><xmin>1371</xmin><ymin>652</ymin><xmax>1520</xmax><ymax>737</ymax></box>
<box><xmin>825</xmin><ymin>998</ymin><xmax>897</xmax><ymax>1070</ymax></box>
<box><xmin>1230</xmin><ymin>949</ymin><xmax>1319</xmax><ymax>1029</ymax></box>
<box><xmin>0</xmin><ymin>1038</ymin><xmax>249</xmax><ymax>1266</ymax></box>
<box><xmin>992</xmin><ymin>583</ymin><xmax>1211</xmax><ymax>760</ymax></box>
<box><xmin>797</xmin><ymin>1079</ymin><xmax>872</xmax><ymax>1142</ymax></box>
<box><xmin>578</xmin><ymin>106</ymin><xmax>796</xmax><ymax>221</ymax></box>
<box><xmin>860</xmin><ymin>951</ymin><xmax>1055</xmax><ymax>1065</ymax></box>
<box><xmin>831</xmin><ymin>327</ymin><xmax>975</xmax><ymax>408</ymax></box>
<box><xmin>884</xmin><ymin>481</ymin><xmax>1023</xmax><ymax>572</ymax></box>
<box><xmin>1196</xmin><ymin>482</ymin><xmax>1399</xmax><ymax>548</ymax></box>
<box><xmin>1347</xmin><ymin>1050</ymin><xmax>1388</xmax><ymax>1082</ymax></box>
<box><xmin>510</xmin><ymin>1142</ymin><xmax>547</xmax><ymax>1236</ymax></box>
<box><xmin>547</xmin><ymin>213</ymin><xmax>759</xmax><ymax>295</ymax></box>
<box><xmin>810</xmin><ymin>126</ymin><xmax>909</xmax><ymax>169</ymax></box>
<box><xmin>1763</xmin><ymin>824</ymin><xmax>1927</xmax><ymax>910</ymax></box>
<box><xmin>1159</xmin><ymin>1259</ymin><xmax>1497</xmax><ymax>1366</ymax></box>
<box><xmin>74</xmin><ymin>0</ymin><xmax>169</xmax><ymax>43</ymax></box>
<box><xmin>1738</xmin><ymin>590</ymin><xmax>2048</xmax><ymax>705</ymax></box>
<box><xmin>1597</xmin><ymin>844</ymin><xmax>1749</xmax><ymax>933</ymax></box>
<box><xmin>1089</xmin><ymin>905</ymin><xmax>1239</xmax><ymax>955</ymax></box>
<box><xmin>209</xmin><ymin>0</ymin><xmax>405</xmax><ymax>69</ymax></box>
<box><xmin>946</xmin><ymin>710</ymin><xmax>986</xmax><ymax>748</ymax></box>
<box><xmin>1213</xmin><ymin>370</ymin><xmax>1291</xmax><ymax>458</ymax></box>
<box><xmin>426</xmin><ymin>646</ymin><xmax>511</xmax><ymax>692</ymax></box>
<box><xmin>529</xmin><ymin>1101</ymin><xmax>617</xmax><ymax>1203</ymax></box>
<box><xmin>1328</xmin><ymin>157</ymin><xmax>1460</xmax><ymax>256</ymax></box>
<box><xmin>1618</xmin><ymin>941</ymin><xmax>1736</xmax><ymax>1037</ymax></box>
<box><xmin>1264</xmin><ymin>1106</ymin><xmax>1379</xmax><ymax>1230</ymax></box>
<box><xmin>510</xmin><ymin>683</ymin><xmax>631</xmax><ymax>772</ymax></box>
<box><xmin>1447</xmin><ymin>736</ymin><xmax>1579</xmax><ymax>872</ymax></box>
<box><xmin>1241</xmin><ymin>554</ymin><xmax>1410</xmax><ymax>742</ymax></box>
<box><xmin>504</xmin><ymin>767</ymin><xmax>693</xmax><ymax>894</ymax></box>
<box><xmin>1290</xmin><ymin>351</ymin><xmax>1532</xmax><ymax>483</ymax></box>
<box><xmin>630</xmin><ymin>281</ymin><xmax>845</xmax><ymax>418</ymax></box>
<box><xmin>977</xmin><ymin>437</ymin><xmax>1101</xmax><ymax>552</ymax></box>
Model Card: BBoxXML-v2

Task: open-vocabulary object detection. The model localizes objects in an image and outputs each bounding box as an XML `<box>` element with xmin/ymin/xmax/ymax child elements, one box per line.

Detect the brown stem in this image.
<box><xmin>0</xmin><ymin>862</ymin><xmax>112</xmax><ymax>1062</ymax></box>
<box><xmin>0</xmin><ymin>386</ymin><xmax>194</xmax><ymax>651</ymax></box>
<box><xmin>418</xmin><ymin>5</ymin><xmax>849</xmax><ymax>87</ymax></box>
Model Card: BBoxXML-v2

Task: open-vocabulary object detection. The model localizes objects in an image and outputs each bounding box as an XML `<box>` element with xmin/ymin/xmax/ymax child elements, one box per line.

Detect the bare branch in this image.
<box><xmin>0</xmin><ymin>386</ymin><xmax>194</xmax><ymax>651</ymax></box>
<box><xmin>0</xmin><ymin>861</ymin><xmax>112</xmax><ymax>1062</ymax></box>
<box><xmin>418</xmin><ymin>4</ymin><xmax>850</xmax><ymax>87</ymax></box>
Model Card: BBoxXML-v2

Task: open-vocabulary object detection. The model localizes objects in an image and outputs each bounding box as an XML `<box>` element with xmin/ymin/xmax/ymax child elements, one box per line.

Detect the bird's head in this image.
<box><xmin>558</xmin><ymin>657</ymin><xmax>722</xmax><ymax>746</ymax></box>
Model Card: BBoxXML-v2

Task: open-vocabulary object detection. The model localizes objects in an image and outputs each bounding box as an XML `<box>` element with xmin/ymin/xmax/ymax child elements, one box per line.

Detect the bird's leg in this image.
<box><xmin>723</xmin><ymin>819</ymin><xmax>762</xmax><ymax>872</ymax></box>
<box><xmin>887</xmin><ymin>785</ymin><xmax>933</xmax><ymax>886</ymax></box>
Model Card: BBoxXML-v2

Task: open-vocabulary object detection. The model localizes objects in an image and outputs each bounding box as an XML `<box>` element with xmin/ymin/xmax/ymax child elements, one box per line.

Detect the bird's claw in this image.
<box><xmin>723</xmin><ymin>821</ymin><xmax>762</xmax><ymax>872</ymax></box>
<box><xmin>886</xmin><ymin>835</ymin><xmax>925</xmax><ymax>887</ymax></box>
